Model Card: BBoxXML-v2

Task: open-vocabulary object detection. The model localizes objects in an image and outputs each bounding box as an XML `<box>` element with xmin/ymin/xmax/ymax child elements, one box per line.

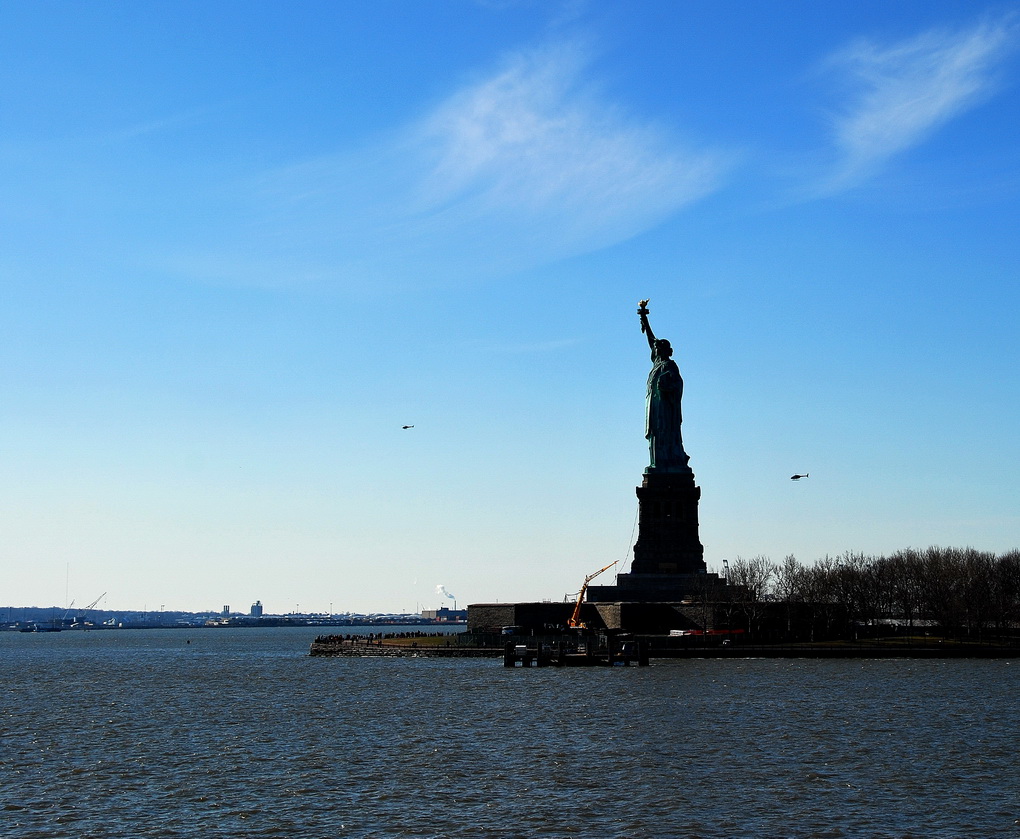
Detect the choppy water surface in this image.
<box><xmin>2</xmin><ymin>628</ymin><xmax>1018</xmax><ymax>838</ymax></box>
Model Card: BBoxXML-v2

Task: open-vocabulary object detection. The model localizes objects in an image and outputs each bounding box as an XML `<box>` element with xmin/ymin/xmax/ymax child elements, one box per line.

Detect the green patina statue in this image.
<box><xmin>638</xmin><ymin>300</ymin><xmax>691</xmax><ymax>474</ymax></box>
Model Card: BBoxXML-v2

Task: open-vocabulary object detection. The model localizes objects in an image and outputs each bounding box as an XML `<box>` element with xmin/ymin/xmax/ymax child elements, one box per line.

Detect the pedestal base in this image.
<box><xmin>587</xmin><ymin>570</ymin><xmax>725</xmax><ymax>603</ymax></box>
<box><xmin>630</xmin><ymin>471</ymin><xmax>705</xmax><ymax>576</ymax></box>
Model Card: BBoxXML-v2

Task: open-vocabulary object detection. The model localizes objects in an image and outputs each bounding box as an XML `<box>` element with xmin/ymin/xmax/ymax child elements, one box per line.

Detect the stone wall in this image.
<box><xmin>467</xmin><ymin>600</ymin><xmax>722</xmax><ymax>634</ymax></box>
<box><xmin>594</xmin><ymin>602</ymin><xmax>712</xmax><ymax>632</ymax></box>
<box><xmin>467</xmin><ymin>602</ymin><xmax>600</xmax><ymax>633</ymax></box>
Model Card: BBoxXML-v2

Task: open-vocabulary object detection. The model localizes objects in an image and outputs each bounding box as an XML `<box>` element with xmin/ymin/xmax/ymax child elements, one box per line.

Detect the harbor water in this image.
<box><xmin>2</xmin><ymin>627</ymin><xmax>1018</xmax><ymax>838</ymax></box>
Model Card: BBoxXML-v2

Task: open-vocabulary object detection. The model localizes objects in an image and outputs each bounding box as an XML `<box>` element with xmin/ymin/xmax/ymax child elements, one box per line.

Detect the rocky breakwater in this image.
<box><xmin>309</xmin><ymin>632</ymin><xmax>501</xmax><ymax>658</ymax></box>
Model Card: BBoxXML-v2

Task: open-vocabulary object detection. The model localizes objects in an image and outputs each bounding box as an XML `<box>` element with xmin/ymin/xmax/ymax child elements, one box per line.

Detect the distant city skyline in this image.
<box><xmin>2</xmin><ymin>593</ymin><xmax>463</xmax><ymax>618</ymax></box>
<box><xmin>2</xmin><ymin>1</ymin><xmax>1018</xmax><ymax>613</ymax></box>
<box><xmin>3</xmin><ymin>601</ymin><xmax>469</xmax><ymax>633</ymax></box>
<box><xmin>2</xmin><ymin>603</ymin><xmax>459</xmax><ymax>618</ymax></box>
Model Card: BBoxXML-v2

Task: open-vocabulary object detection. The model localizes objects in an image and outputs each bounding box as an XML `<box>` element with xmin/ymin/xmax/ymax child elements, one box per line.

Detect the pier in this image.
<box><xmin>503</xmin><ymin>637</ymin><xmax>649</xmax><ymax>667</ymax></box>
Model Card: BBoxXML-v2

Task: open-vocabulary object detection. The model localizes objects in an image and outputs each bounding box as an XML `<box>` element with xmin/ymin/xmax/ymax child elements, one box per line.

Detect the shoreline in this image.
<box><xmin>309</xmin><ymin>635</ymin><xmax>1020</xmax><ymax>659</ymax></box>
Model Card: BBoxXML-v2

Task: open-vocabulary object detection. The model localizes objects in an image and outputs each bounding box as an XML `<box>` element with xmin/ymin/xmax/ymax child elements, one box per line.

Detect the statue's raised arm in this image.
<box><xmin>638</xmin><ymin>299</ymin><xmax>656</xmax><ymax>352</ymax></box>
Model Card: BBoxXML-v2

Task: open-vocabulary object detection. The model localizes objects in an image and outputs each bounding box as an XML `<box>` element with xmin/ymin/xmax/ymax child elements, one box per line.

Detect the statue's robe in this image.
<box><xmin>646</xmin><ymin>354</ymin><xmax>689</xmax><ymax>472</ymax></box>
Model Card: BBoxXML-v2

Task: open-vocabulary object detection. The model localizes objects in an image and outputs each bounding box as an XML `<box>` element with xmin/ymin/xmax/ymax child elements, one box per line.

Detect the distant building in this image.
<box><xmin>221</xmin><ymin>605</ymin><xmax>230</xmax><ymax>617</ymax></box>
<box><xmin>420</xmin><ymin>606</ymin><xmax>466</xmax><ymax>622</ymax></box>
<box><xmin>250</xmin><ymin>600</ymin><xmax>263</xmax><ymax>617</ymax></box>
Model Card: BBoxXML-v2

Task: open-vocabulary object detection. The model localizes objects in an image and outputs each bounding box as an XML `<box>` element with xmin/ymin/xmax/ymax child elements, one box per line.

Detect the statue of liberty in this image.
<box><xmin>638</xmin><ymin>300</ymin><xmax>691</xmax><ymax>474</ymax></box>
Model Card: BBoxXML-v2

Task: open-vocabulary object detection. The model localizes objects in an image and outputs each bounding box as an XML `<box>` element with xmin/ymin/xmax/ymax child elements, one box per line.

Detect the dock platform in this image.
<box><xmin>503</xmin><ymin>638</ymin><xmax>649</xmax><ymax>667</ymax></box>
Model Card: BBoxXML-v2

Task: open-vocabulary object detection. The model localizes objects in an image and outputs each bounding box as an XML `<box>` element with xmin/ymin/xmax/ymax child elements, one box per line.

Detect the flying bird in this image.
<box><xmin>791</xmin><ymin>473</ymin><xmax>809</xmax><ymax>480</ymax></box>
<box><xmin>402</xmin><ymin>425</ymin><xmax>414</xmax><ymax>429</ymax></box>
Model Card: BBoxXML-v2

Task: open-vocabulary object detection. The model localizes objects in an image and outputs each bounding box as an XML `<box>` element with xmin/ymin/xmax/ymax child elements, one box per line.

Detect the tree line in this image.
<box><xmin>711</xmin><ymin>547</ymin><xmax>1020</xmax><ymax>642</ymax></box>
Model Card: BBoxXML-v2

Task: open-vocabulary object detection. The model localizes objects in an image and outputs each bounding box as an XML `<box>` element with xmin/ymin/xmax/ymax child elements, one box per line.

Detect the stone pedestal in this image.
<box><xmin>630</xmin><ymin>471</ymin><xmax>705</xmax><ymax>575</ymax></box>
<box><xmin>586</xmin><ymin>470</ymin><xmax>708</xmax><ymax>604</ymax></box>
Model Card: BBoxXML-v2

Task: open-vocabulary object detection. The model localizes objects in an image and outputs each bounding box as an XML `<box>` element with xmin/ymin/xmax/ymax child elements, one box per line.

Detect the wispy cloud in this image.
<box><xmin>409</xmin><ymin>42</ymin><xmax>725</xmax><ymax>247</ymax></box>
<box><xmin>175</xmin><ymin>40</ymin><xmax>730</xmax><ymax>289</ymax></box>
<box><xmin>818</xmin><ymin>15</ymin><xmax>1018</xmax><ymax>192</ymax></box>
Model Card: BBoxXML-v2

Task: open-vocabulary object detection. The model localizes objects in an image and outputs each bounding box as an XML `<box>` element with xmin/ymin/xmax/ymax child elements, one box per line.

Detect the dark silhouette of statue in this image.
<box><xmin>638</xmin><ymin>300</ymin><xmax>691</xmax><ymax>474</ymax></box>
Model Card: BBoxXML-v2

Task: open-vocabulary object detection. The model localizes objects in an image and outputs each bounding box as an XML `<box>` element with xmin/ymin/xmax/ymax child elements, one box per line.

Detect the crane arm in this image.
<box><xmin>568</xmin><ymin>561</ymin><xmax>617</xmax><ymax>628</ymax></box>
<box><xmin>75</xmin><ymin>592</ymin><xmax>107</xmax><ymax>625</ymax></box>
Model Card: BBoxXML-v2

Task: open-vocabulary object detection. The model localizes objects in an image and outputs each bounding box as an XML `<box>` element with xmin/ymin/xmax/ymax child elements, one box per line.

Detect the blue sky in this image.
<box><xmin>2</xmin><ymin>1</ymin><xmax>1018</xmax><ymax>614</ymax></box>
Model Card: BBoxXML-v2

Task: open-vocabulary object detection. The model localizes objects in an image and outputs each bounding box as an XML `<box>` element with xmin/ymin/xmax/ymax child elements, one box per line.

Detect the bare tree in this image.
<box><xmin>728</xmin><ymin>555</ymin><xmax>776</xmax><ymax>638</ymax></box>
<box><xmin>958</xmin><ymin>549</ymin><xmax>996</xmax><ymax>639</ymax></box>
<box><xmin>918</xmin><ymin>546</ymin><xmax>966</xmax><ymax>635</ymax></box>
<box><xmin>881</xmin><ymin>549</ymin><xmax>924</xmax><ymax>631</ymax></box>
<box><xmin>771</xmin><ymin>554</ymin><xmax>807</xmax><ymax>639</ymax></box>
<box><xmin>991</xmin><ymin>550</ymin><xmax>1020</xmax><ymax>635</ymax></box>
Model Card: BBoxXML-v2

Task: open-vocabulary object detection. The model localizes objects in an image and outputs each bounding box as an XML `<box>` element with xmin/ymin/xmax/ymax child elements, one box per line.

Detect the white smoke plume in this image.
<box><xmin>435</xmin><ymin>585</ymin><xmax>456</xmax><ymax>601</ymax></box>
